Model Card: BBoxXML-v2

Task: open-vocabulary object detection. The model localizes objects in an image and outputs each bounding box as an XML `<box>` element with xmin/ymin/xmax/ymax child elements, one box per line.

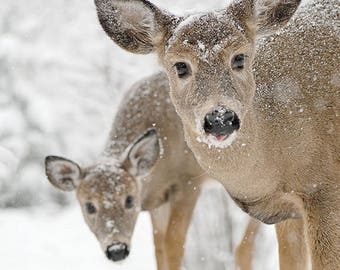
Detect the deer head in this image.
<box><xmin>94</xmin><ymin>0</ymin><xmax>300</xmax><ymax>148</ymax></box>
<box><xmin>45</xmin><ymin>128</ymin><xmax>160</xmax><ymax>262</ymax></box>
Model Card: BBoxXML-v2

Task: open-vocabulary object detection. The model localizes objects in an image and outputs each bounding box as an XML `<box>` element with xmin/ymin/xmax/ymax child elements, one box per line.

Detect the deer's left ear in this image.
<box><xmin>121</xmin><ymin>128</ymin><xmax>160</xmax><ymax>177</ymax></box>
<box><xmin>230</xmin><ymin>0</ymin><xmax>301</xmax><ymax>37</ymax></box>
<box><xmin>94</xmin><ymin>0</ymin><xmax>178</xmax><ymax>54</ymax></box>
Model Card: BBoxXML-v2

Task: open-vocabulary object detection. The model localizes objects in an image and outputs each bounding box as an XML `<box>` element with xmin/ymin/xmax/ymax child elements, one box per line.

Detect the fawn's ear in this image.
<box><xmin>45</xmin><ymin>156</ymin><xmax>82</xmax><ymax>192</ymax></box>
<box><xmin>94</xmin><ymin>0</ymin><xmax>178</xmax><ymax>54</ymax></box>
<box><xmin>121</xmin><ymin>128</ymin><xmax>160</xmax><ymax>177</ymax></box>
<box><xmin>230</xmin><ymin>0</ymin><xmax>301</xmax><ymax>37</ymax></box>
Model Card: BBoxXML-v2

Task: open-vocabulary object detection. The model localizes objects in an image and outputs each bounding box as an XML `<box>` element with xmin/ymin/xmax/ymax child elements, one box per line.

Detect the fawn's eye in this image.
<box><xmin>125</xmin><ymin>196</ymin><xmax>134</xmax><ymax>209</ymax></box>
<box><xmin>85</xmin><ymin>202</ymin><xmax>96</xmax><ymax>215</ymax></box>
<box><xmin>232</xmin><ymin>54</ymin><xmax>246</xmax><ymax>70</ymax></box>
<box><xmin>174</xmin><ymin>62</ymin><xmax>190</xmax><ymax>78</ymax></box>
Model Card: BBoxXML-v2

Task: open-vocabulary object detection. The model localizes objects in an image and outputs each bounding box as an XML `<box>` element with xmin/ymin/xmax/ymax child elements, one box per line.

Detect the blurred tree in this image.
<box><xmin>0</xmin><ymin>0</ymin><xmax>227</xmax><ymax>208</ymax></box>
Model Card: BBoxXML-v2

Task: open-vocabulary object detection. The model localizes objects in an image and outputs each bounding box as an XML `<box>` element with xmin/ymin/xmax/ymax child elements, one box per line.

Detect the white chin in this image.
<box><xmin>196</xmin><ymin>132</ymin><xmax>237</xmax><ymax>149</ymax></box>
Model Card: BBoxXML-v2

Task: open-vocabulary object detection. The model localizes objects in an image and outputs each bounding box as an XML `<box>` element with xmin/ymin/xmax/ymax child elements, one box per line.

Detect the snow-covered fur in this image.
<box><xmin>95</xmin><ymin>0</ymin><xmax>339</xmax><ymax>268</ymax></box>
<box><xmin>45</xmin><ymin>73</ymin><xmax>201</xmax><ymax>269</ymax></box>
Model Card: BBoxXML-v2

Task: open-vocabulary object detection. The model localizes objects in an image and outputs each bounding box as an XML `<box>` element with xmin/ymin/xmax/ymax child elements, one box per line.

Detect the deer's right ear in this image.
<box><xmin>121</xmin><ymin>128</ymin><xmax>160</xmax><ymax>178</ymax></box>
<box><xmin>229</xmin><ymin>0</ymin><xmax>301</xmax><ymax>38</ymax></box>
<box><xmin>45</xmin><ymin>156</ymin><xmax>82</xmax><ymax>192</ymax></box>
<box><xmin>94</xmin><ymin>0</ymin><xmax>177</xmax><ymax>54</ymax></box>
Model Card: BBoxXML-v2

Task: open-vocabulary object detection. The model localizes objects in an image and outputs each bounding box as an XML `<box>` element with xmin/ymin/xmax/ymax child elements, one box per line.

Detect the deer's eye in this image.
<box><xmin>85</xmin><ymin>202</ymin><xmax>96</xmax><ymax>214</ymax></box>
<box><xmin>232</xmin><ymin>54</ymin><xmax>245</xmax><ymax>70</ymax></box>
<box><xmin>174</xmin><ymin>62</ymin><xmax>190</xmax><ymax>78</ymax></box>
<box><xmin>125</xmin><ymin>196</ymin><xmax>134</xmax><ymax>209</ymax></box>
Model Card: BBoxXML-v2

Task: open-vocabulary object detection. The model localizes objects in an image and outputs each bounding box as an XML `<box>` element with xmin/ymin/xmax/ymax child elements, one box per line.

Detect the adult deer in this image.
<box><xmin>45</xmin><ymin>73</ymin><xmax>257</xmax><ymax>270</ymax></box>
<box><xmin>94</xmin><ymin>0</ymin><xmax>339</xmax><ymax>269</ymax></box>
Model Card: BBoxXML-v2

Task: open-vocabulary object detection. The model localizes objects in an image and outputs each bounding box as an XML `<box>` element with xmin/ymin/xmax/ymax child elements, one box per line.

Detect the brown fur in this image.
<box><xmin>94</xmin><ymin>0</ymin><xmax>339</xmax><ymax>268</ymax></box>
<box><xmin>276</xmin><ymin>219</ymin><xmax>310</xmax><ymax>270</ymax></box>
<box><xmin>235</xmin><ymin>218</ymin><xmax>260</xmax><ymax>270</ymax></box>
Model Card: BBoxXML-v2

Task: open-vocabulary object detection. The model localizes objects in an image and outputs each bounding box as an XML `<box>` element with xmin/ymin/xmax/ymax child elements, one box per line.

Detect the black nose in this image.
<box><xmin>204</xmin><ymin>106</ymin><xmax>240</xmax><ymax>137</ymax></box>
<box><xmin>106</xmin><ymin>243</ymin><xmax>130</xmax><ymax>262</ymax></box>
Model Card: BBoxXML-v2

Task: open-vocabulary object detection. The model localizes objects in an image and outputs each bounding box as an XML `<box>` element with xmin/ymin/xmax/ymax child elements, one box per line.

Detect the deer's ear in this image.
<box><xmin>230</xmin><ymin>0</ymin><xmax>301</xmax><ymax>37</ymax></box>
<box><xmin>45</xmin><ymin>156</ymin><xmax>82</xmax><ymax>192</ymax></box>
<box><xmin>121</xmin><ymin>128</ymin><xmax>160</xmax><ymax>177</ymax></box>
<box><xmin>94</xmin><ymin>0</ymin><xmax>178</xmax><ymax>54</ymax></box>
<box><xmin>255</xmin><ymin>0</ymin><xmax>301</xmax><ymax>36</ymax></box>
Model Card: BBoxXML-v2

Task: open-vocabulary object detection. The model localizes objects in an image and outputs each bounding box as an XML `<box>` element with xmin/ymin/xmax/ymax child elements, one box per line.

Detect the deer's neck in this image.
<box><xmin>187</xmin><ymin>106</ymin><xmax>279</xmax><ymax>201</ymax></box>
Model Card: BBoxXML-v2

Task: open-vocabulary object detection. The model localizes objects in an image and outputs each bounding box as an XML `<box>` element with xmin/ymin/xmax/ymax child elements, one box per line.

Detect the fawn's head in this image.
<box><xmin>95</xmin><ymin>0</ymin><xmax>300</xmax><ymax>147</ymax></box>
<box><xmin>45</xmin><ymin>129</ymin><xmax>160</xmax><ymax>262</ymax></box>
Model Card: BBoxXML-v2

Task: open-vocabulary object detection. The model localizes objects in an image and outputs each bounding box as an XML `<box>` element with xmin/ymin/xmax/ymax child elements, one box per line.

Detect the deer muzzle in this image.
<box><xmin>203</xmin><ymin>106</ymin><xmax>240</xmax><ymax>140</ymax></box>
<box><xmin>105</xmin><ymin>242</ymin><xmax>130</xmax><ymax>262</ymax></box>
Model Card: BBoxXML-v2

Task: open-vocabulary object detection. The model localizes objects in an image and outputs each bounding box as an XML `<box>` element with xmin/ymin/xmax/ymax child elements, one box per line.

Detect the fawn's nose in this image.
<box><xmin>106</xmin><ymin>243</ymin><xmax>130</xmax><ymax>262</ymax></box>
<box><xmin>204</xmin><ymin>106</ymin><xmax>240</xmax><ymax>138</ymax></box>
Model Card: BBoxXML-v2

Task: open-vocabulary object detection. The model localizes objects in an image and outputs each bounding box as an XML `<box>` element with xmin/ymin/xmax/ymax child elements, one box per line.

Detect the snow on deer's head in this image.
<box><xmin>95</xmin><ymin>0</ymin><xmax>300</xmax><ymax>148</ymax></box>
<box><xmin>45</xmin><ymin>129</ymin><xmax>160</xmax><ymax>262</ymax></box>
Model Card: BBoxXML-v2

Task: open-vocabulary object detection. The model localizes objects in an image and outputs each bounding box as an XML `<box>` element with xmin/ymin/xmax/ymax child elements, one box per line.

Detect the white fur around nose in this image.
<box><xmin>194</xmin><ymin>116</ymin><xmax>238</xmax><ymax>149</ymax></box>
<box><xmin>196</xmin><ymin>132</ymin><xmax>238</xmax><ymax>149</ymax></box>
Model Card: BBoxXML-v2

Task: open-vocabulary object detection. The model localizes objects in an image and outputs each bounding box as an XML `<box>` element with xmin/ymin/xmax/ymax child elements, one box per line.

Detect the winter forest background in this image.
<box><xmin>0</xmin><ymin>0</ymin><xmax>283</xmax><ymax>269</ymax></box>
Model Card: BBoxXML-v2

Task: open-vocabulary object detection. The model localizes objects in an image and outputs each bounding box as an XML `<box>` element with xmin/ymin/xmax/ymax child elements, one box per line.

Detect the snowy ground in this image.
<box><xmin>0</xmin><ymin>206</ymin><xmax>156</xmax><ymax>270</ymax></box>
<box><xmin>0</xmin><ymin>183</ymin><xmax>278</xmax><ymax>270</ymax></box>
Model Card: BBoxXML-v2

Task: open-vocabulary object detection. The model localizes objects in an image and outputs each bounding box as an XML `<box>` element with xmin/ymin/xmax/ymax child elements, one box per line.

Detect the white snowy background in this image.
<box><xmin>0</xmin><ymin>0</ymin><xmax>282</xmax><ymax>269</ymax></box>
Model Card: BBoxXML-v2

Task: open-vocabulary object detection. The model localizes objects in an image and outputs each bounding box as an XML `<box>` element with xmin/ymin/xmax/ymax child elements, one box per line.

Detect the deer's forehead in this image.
<box><xmin>80</xmin><ymin>171</ymin><xmax>135</xmax><ymax>196</ymax></box>
<box><xmin>166</xmin><ymin>14</ymin><xmax>246</xmax><ymax>61</ymax></box>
